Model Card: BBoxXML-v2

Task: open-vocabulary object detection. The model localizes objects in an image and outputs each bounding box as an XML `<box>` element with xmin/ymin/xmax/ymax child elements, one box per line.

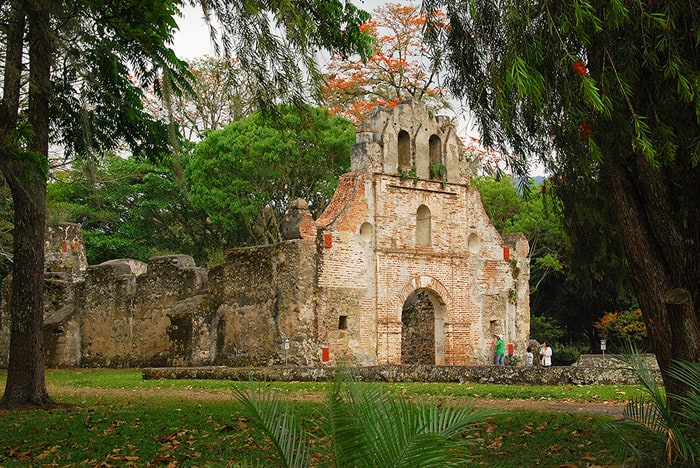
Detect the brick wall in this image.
<box><xmin>316</xmin><ymin>101</ymin><xmax>530</xmax><ymax>366</ymax></box>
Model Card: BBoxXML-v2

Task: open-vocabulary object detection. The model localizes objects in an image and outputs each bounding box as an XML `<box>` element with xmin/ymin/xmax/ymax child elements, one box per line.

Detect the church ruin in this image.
<box><xmin>0</xmin><ymin>100</ymin><xmax>530</xmax><ymax>368</ymax></box>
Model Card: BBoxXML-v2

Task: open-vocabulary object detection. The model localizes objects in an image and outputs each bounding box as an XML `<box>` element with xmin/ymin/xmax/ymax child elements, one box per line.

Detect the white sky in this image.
<box><xmin>172</xmin><ymin>1</ymin><xmax>388</xmax><ymax>60</ymax></box>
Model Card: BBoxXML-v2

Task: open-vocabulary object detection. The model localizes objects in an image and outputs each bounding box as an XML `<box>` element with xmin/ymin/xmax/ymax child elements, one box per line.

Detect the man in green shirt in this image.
<box><xmin>494</xmin><ymin>334</ymin><xmax>505</xmax><ymax>366</ymax></box>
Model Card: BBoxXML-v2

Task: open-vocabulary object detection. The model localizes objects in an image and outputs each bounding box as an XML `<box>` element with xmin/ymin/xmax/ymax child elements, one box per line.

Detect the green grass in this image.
<box><xmin>36</xmin><ymin>368</ymin><xmax>645</xmax><ymax>402</ymax></box>
<box><xmin>0</xmin><ymin>369</ymin><xmax>638</xmax><ymax>467</ymax></box>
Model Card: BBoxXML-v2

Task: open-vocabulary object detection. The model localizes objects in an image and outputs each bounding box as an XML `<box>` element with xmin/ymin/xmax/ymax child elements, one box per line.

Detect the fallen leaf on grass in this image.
<box><xmin>486</xmin><ymin>437</ymin><xmax>503</xmax><ymax>449</ymax></box>
<box><xmin>5</xmin><ymin>448</ymin><xmax>33</xmax><ymax>461</ymax></box>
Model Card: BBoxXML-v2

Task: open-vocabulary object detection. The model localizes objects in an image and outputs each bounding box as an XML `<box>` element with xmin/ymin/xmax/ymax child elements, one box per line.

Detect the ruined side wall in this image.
<box><xmin>0</xmin><ymin>272</ymin><xmax>81</xmax><ymax>368</ymax></box>
<box><xmin>43</xmin><ymin>273</ymin><xmax>81</xmax><ymax>367</ymax></box>
<box><xmin>79</xmin><ymin>260</ymin><xmax>144</xmax><ymax>366</ymax></box>
<box><xmin>45</xmin><ymin>222</ymin><xmax>88</xmax><ymax>277</ymax></box>
<box><xmin>134</xmin><ymin>255</ymin><xmax>208</xmax><ymax>365</ymax></box>
<box><xmin>209</xmin><ymin>240</ymin><xmax>318</xmax><ymax>366</ymax></box>
<box><xmin>79</xmin><ymin>255</ymin><xmax>208</xmax><ymax>367</ymax></box>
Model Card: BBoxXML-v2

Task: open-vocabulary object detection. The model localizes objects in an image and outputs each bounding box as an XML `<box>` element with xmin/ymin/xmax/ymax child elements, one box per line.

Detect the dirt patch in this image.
<box><xmin>46</xmin><ymin>385</ymin><xmax>626</xmax><ymax>418</ymax></box>
<box><xmin>472</xmin><ymin>398</ymin><xmax>625</xmax><ymax>417</ymax></box>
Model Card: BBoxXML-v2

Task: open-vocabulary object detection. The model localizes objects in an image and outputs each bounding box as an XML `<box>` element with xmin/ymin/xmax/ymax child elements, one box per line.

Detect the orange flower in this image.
<box><xmin>581</xmin><ymin>121</ymin><xmax>593</xmax><ymax>138</ymax></box>
<box><xmin>573</xmin><ymin>60</ymin><xmax>588</xmax><ymax>77</ymax></box>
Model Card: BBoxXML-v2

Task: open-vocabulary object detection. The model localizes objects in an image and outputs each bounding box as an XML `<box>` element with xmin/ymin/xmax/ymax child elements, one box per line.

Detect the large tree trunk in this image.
<box><xmin>605</xmin><ymin>157</ymin><xmax>700</xmax><ymax>397</ymax></box>
<box><xmin>0</xmin><ymin>0</ymin><xmax>52</xmax><ymax>409</ymax></box>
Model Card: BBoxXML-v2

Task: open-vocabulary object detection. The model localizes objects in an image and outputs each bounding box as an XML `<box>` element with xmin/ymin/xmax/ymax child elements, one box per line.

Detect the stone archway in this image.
<box><xmin>400</xmin><ymin>288</ymin><xmax>446</xmax><ymax>365</ymax></box>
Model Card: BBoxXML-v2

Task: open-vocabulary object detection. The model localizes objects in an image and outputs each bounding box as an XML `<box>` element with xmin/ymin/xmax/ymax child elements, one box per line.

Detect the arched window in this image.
<box><xmin>429</xmin><ymin>134</ymin><xmax>441</xmax><ymax>166</ymax></box>
<box><xmin>398</xmin><ymin>130</ymin><xmax>411</xmax><ymax>167</ymax></box>
<box><xmin>416</xmin><ymin>205</ymin><xmax>431</xmax><ymax>247</ymax></box>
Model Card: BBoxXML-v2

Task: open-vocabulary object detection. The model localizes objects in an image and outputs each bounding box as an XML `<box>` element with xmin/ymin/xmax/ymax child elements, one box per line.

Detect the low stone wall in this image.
<box><xmin>143</xmin><ymin>359</ymin><xmax>660</xmax><ymax>386</ymax></box>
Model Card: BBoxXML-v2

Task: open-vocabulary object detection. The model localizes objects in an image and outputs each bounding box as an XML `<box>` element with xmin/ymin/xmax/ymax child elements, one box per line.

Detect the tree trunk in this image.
<box><xmin>666</xmin><ymin>289</ymin><xmax>700</xmax><ymax>360</ymax></box>
<box><xmin>605</xmin><ymin>158</ymin><xmax>700</xmax><ymax>397</ymax></box>
<box><xmin>0</xmin><ymin>0</ymin><xmax>52</xmax><ymax>409</ymax></box>
<box><xmin>665</xmin><ymin>288</ymin><xmax>700</xmax><ymax>406</ymax></box>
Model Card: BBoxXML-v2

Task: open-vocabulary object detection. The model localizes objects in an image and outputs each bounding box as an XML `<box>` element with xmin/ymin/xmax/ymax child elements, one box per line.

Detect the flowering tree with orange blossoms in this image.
<box><xmin>323</xmin><ymin>3</ymin><xmax>450</xmax><ymax>124</ymax></box>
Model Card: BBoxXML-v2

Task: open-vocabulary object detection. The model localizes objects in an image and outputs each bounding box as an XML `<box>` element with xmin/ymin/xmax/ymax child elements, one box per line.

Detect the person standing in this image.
<box><xmin>525</xmin><ymin>346</ymin><xmax>534</xmax><ymax>367</ymax></box>
<box><xmin>493</xmin><ymin>334</ymin><xmax>505</xmax><ymax>366</ymax></box>
<box><xmin>540</xmin><ymin>341</ymin><xmax>552</xmax><ymax>367</ymax></box>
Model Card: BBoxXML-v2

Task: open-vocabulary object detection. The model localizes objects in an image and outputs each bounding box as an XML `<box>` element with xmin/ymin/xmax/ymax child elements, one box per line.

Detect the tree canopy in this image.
<box><xmin>48</xmin><ymin>153</ymin><xmax>218</xmax><ymax>265</ymax></box>
<box><xmin>187</xmin><ymin>104</ymin><xmax>354</xmax><ymax>245</ymax></box>
<box><xmin>473</xmin><ymin>175</ymin><xmax>635</xmax><ymax>351</ymax></box>
<box><xmin>425</xmin><ymin>0</ymin><xmax>700</xmax><ymax>390</ymax></box>
<box><xmin>48</xmin><ymin>105</ymin><xmax>354</xmax><ymax>262</ymax></box>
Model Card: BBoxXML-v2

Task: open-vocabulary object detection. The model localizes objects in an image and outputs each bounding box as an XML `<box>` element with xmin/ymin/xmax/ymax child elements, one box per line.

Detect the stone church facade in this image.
<box><xmin>0</xmin><ymin>101</ymin><xmax>529</xmax><ymax>368</ymax></box>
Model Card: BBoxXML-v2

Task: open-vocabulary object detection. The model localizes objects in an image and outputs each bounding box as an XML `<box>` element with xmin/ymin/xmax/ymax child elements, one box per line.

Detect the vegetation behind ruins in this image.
<box><xmin>472</xmin><ymin>176</ymin><xmax>644</xmax><ymax>362</ymax></box>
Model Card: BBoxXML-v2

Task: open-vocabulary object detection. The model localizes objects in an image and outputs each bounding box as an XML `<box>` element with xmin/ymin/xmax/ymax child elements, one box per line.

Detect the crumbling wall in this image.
<box><xmin>79</xmin><ymin>259</ymin><xmax>144</xmax><ymax>366</ymax></box>
<box><xmin>1</xmin><ymin>101</ymin><xmax>532</xmax><ymax>370</ymax></box>
<box><xmin>209</xmin><ymin>240</ymin><xmax>318</xmax><ymax>366</ymax></box>
<box><xmin>134</xmin><ymin>255</ymin><xmax>208</xmax><ymax>366</ymax></box>
<box><xmin>78</xmin><ymin>255</ymin><xmax>209</xmax><ymax>367</ymax></box>
<box><xmin>0</xmin><ymin>223</ymin><xmax>86</xmax><ymax>368</ymax></box>
<box><xmin>45</xmin><ymin>222</ymin><xmax>88</xmax><ymax>277</ymax></box>
<box><xmin>43</xmin><ymin>273</ymin><xmax>81</xmax><ymax>367</ymax></box>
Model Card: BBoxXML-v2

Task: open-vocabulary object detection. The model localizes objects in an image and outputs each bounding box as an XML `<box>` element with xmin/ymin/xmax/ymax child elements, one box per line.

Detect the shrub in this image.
<box><xmin>594</xmin><ymin>308</ymin><xmax>648</xmax><ymax>352</ymax></box>
<box><xmin>552</xmin><ymin>344</ymin><xmax>580</xmax><ymax>366</ymax></box>
<box><xmin>530</xmin><ymin>315</ymin><xmax>565</xmax><ymax>344</ymax></box>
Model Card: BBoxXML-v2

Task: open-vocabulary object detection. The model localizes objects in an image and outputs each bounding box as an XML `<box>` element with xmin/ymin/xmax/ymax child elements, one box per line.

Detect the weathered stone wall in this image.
<box><xmin>134</xmin><ymin>255</ymin><xmax>208</xmax><ymax>365</ymax></box>
<box><xmin>0</xmin><ymin>224</ymin><xmax>86</xmax><ymax>368</ymax></box>
<box><xmin>79</xmin><ymin>260</ymin><xmax>143</xmax><ymax>366</ymax></box>
<box><xmin>143</xmin><ymin>354</ymin><xmax>662</xmax><ymax>386</ymax></box>
<box><xmin>43</xmin><ymin>273</ymin><xmax>81</xmax><ymax>367</ymax></box>
<box><xmin>45</xmin><ymin>222</ymin><xmax>88</xmax><ymax>277</ymax></box>
<box><xmin>77</xmin><ymin>255</ymin><xmax>209</xmax><ymax>367</ymax></box>
<box><xmin>208</xmin><ymin>240</ymin><xmax>318</xmax><ymax>366</ymax></box>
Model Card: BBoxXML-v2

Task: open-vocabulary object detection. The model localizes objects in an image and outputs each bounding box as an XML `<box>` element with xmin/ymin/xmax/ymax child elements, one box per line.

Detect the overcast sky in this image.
<box><xmin>172</xmin><ymin>0</ymin><xmax>390</xmax><ymax>60</ymax></box>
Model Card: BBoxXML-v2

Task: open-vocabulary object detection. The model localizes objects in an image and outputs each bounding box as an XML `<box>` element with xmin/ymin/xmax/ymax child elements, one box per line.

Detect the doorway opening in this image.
<box><xmin>401</xmin><ymin>288</ymin><xmax>445</xmax><ymax>364</ymax></box>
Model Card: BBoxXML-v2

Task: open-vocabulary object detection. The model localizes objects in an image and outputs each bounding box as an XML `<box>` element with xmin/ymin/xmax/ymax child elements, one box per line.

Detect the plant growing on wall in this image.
<box><xmin>429</xmin><ymin>162</ymin><xmax>447</xmax><ymax>187</ymax></box>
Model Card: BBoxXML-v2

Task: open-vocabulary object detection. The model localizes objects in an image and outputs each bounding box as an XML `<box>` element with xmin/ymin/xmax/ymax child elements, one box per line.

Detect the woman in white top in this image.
<box><xmin>540</xmin><ymin>341</ymin><xmax>552</xmax><ymax>367</ymax></box>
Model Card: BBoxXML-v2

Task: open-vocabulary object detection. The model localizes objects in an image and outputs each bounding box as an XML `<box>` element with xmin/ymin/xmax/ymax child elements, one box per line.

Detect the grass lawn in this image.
<box><xmin>0</xmin><ymin>369</ymin><xmax>640</xmax><ymax>467</ymax></box>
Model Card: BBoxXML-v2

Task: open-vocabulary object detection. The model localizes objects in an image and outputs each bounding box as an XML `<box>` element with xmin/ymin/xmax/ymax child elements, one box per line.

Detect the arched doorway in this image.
<box><xmin>401</xmin><ymin>288</ymin><xmax>445</xmax><ymax>365</ymax></box>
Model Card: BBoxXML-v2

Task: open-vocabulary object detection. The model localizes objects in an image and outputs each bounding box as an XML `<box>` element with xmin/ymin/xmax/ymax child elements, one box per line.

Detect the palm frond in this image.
<box><xmin>236</xmin><ymin>370</ymin><xmax>495</xmax><ymax>468</ymax></box>
<box><xmin>604</xmin><ymin>347</ymin><xmax>700</xmax><ymax>467</ymax></box>
<box><xmin>325</xmin><ymin>372</ymin><xmax>498</xmax><ymax>467</ymax></box>
<box><xmin>233</xmin><ymin>380</ymin><xmax>310</xmax><ymax>468</ymax></box>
